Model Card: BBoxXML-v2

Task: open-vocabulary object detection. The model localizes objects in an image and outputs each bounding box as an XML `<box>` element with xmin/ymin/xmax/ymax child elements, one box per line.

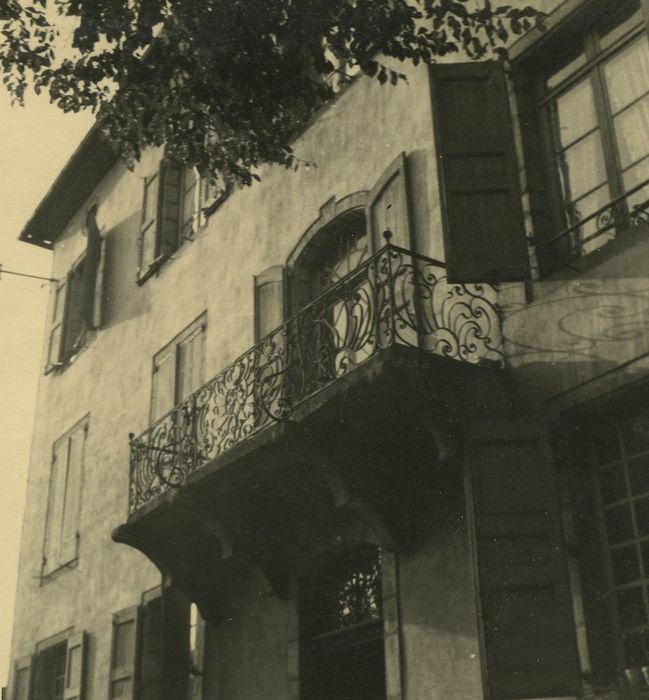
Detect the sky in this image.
<box><xmin>0</xmin><ymin>93</ymin><xmax>93</xmax><ymax>687</ymax></box>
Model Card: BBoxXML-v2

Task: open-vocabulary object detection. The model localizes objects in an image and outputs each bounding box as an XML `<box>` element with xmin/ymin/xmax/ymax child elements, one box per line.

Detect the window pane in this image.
<box><xmin>547</xmin><ymin>53</ymin><xmax>587</xmax><ymax>90</ymax></box>
<box><xmin>634</xmin><ymin>498</ymin><xmax>649</xmax><ymax>536</ymax></box>
<box><xmin>613</xmin><ymin>96</ymin><xmax>649</xmax><ymax>169</ymax></box>
<box><xmin>641</xmin><ymin>539</ymin><xmax>649</xmax><ymax>576</ymax></box>
<box><xmin>629</xmin><ymin>455</ymin><xmax>649</xmax><ymax>495</ymax></box>
<box><xmin>114</xmin><ymin>619</ymin><xmax>135</xmax><ymax>668</ymax></box>
<box><xmin>569</xmin><ymin>185</ymin><xmax>615</xmax><ymax>254</ymax></box>
<box><xmin>559</xmin><ymin>131</ymin><xmax>608</xmax><ymax>201</ymax></box>
<box><xmin>554</xmin><ymin>78</ymin><xmax>599</xmax><ymax>147</ymax></box>
<box><xmin>604</xmin><ymin>36</ymin><xmax>649</xmax><ymax>114</ymax></box>
<box><xmin>611</xmin><ymin>544</ymin><xmax>642</xmax><ymax>584</ymax></box>
<box><xmin>600</xmin><ymin>464</ymin><xmax>627</xmax><ymax>504</ymax></box>
<box><xmin>593</xmin><ymin>425</ymin><xmax>622</xmax><ymax>465</ymax></box>
<box><xmin>623</xmin><ymin>157</ymin><xmax>649</xmax><ymax>210</ymax></box>
<box><xmin>600</xmin><ymin>8</ymin><xmax>644</xmax><ymax>51</ymax></box>
<box><xmin>617</xmin><ymin>586</ymin><xmax>647</xmax><ymax>627</ymax></box>
<box><xmin>605</xmin><ymin>504</ymin><xmax>635</xmax><ymax>544</ymax></box>
<box><xmin>622</xmin><ymin>411</ymin><xmax>649</xmax><ymax>455</ymax></box>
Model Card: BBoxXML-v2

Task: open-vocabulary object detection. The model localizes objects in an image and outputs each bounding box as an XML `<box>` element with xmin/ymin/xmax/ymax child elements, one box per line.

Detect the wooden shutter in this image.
<box><xmin>46</xmin><ymin>279</ymin><xmax>67</xmax><ymax>372</ymax></box>
<box><xmin>157</xmin><ymin>163</ymin><xmax>183</xmax><ymax>259</ymax></box>
<box><xmin>254</xmin><ymin>265</ymin><xmax>286</xmax><ymax>341</ymax></box>
<box><xmin>151</xmin><ymin>347</ymin><xmax>177</xmax><ymax>423</ymax></box>
<box><xmin>287</xmin><ymin>263</ymin><xmax>311</xmax><ymax>317</ymax></box>
<box><xmin>467</xmin><ymin>420</ymin><xmax>580</xmax><ymax>698</ymax></box>
<box><xmin>110</xmin><ymin>607</ymin><xmax>140</xmax><ymax>700</ymax></box>
<box><xmin>139</xmin><ymin>173</ymin><xmax>160</xmax><ymax>272</ymax></box>
<box><xmin>81</xmin><ymin>207</ymin><xmax>101</xmax><ymax>329</ymax></box>
<box><xmin>63</xmin><ymin>632</ymin><xmax>87</xmax><ymax>700</ymax></box>
<box><xmin>180</xmin><ymin>169</ymin><xmax>198</xmax><ymax>241</ymax></box>
<box><xmin>177</xmin><ymin>323</ymin><xmax>205</xmax><ymax>400</ymax></box>
<box><xmin>431</xmin><ymin>61</ymin><xmax>529</xmax><ymax>282</ymax></box>
<box><xmin>92</xmin><ymin>236</ymin><xmax>107</xmax><ymax>329</ymax></box>
<box><xmin>139</xmin><ymin>595</ymin><xmax>163</xmax><ymax>700</ymax></box>
<box><xmin>59</xmin><ymin>423</ymin><xmax>86</xmax><ymax>565</ymax></box>
<box><xmin>367</xmin><ymin>152</ymin><xmax>413</xmax><ymax>253</ymax></box>
<box><xmin>161</xmin><ymin>584</ymin><xmax>190</xmax><ymax>700</ymax></box>
<box><xmin>12</xmin><ymin>655</ymin><xmax>32</xmax><ymax>700</ymax></box>
<box><xmin>61</xmin><ymin>264</ymin><xmax>85</xmax><ymax>361</ymax></box>
<box><xmin>44</xmin><ymin>437</ymin><xmax>69</xmax><ymax>573</ymax></box>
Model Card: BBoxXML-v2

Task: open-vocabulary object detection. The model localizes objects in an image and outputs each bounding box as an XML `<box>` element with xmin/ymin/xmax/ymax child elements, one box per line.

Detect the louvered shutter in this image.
<box><xmin>180</xmin><ymin>169</ymin><xmax>198</xmax><ymax>241</ymax></box>
<box><xmin>110</xmin><ymin>607</ymin><xmax>140</xmax><ymax>700</ymax></box>
<box><xmin>157</xmin><ymin>163</ymin><xmax>183</xmax><ymax>259</ymax></box>
<box><xmin>63</xmin><ymin>632</ymin><xmax>87</xmax><ymax>700</ymax></box>
<box><xmin>61</xmin><ymin>265</ymin><xmax>85</xmax><ymax>361</ymax></box>
<box><xmin>44</xmin><ymin>437</ymin><xmax>69</xmax><ymax>573</ymax></box>
<box><xmin>467</xmin><ymin>420</ymin><xmax>580</xmax><ymax>698</ymax></box>
<box><xmin>46</xmin><ymin>279</ymin><xmax>67</xmax><ymax>372</ymax></box>
<box><xmin>254</xmin><ymin>265</ymin><xmax>286</xmax><ymax>341</ymax></box>
<box><xmin>431</xmin><ymin>61</ymin><xmax>529</xmax><ymax>282</ymax></box>
<box><xmin>367</xmin><ymin>152</ymin><xmax>413</xmax><ymax>253</ymax></box>
<box><xmin>139</xmin><ymin>173</ymin><xmax>159</xmax><ymax>272</ymax></box>
<box><xmin>12</xmin><ymin>655</ymin><xmax>32</xmax><ymax>700</ymax></box>
<box><xmin>59</xmin><ymin>423</ymin><xmax>86</xmax><ymax>565</ymax></box>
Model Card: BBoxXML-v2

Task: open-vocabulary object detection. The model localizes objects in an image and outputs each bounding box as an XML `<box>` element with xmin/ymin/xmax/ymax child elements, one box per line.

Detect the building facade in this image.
<box><xmin>7</xmin><ymin>0</ymin><xmax>649</xmax><ymax>698</ymax></box>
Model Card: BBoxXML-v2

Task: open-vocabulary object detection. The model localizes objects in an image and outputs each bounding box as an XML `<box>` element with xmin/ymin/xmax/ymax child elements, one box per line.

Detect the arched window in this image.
<box><xmin>299</xmin><ymin>545</ymin><xmax>387</xmax><ymax>700</ymax></box>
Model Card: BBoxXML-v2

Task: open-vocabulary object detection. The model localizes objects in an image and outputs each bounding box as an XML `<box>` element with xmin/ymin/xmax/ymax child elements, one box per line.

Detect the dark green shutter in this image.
<box><xmin>254</xmin><ymin>265</ymin><xmax>286</xmax><ymax>341</ymax></box>
<box><xmin>467</xmin><ymin>420</ymin><xmax>580</xmax><ymax>698</ymax></box>
<box><xmin>157</xmin><ymin>163</ymin><xmax>183</xmax><ymax>258</ymax></box>
<box><xmin>431</xmin><ymin>61</ymin><xmax>529</xmax><ymax>283</ymax></box>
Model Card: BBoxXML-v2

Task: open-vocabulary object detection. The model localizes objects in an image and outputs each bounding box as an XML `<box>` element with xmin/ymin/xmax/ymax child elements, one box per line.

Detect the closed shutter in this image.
<box><xmin>46</xmin><ymin>279</ymin><xmax>67</xmax><ymax>372</ymax></box>
<box><xmin>110</xmin><ymin>607</ymin><xmax>140</xmax><ymax>700</ymax></box>
<box><xmin>139</xmin><ymin>173</ymin><xmax>160</xmax><ymax>272</ymax></box>
<box><xmin>367</xmin><ymin>152</ymin><xmax>413</xmax><ymax>253</ymax></box>
<box><xmin>44</xmin><ymin>437</ymin><xmax>69</xmax><ymax>573</ymax></box>
<box><xmin>287</xmin><ymin>263</ymin><xmax>311</xmax><ymax>317</ymax></box>
<box><xmin>63</xmin><ymin>632</ymin><xmax>87</xmax><ymax>700</ymax></box>
<box><xmin>59</xmin><ymin>423</ymin><xmax>86</xmax><ymax>565</ymax></box>
<box><xmin>467</xmin><ymin>420</ymin><xmax>580</xmax><ymax>698</ymax></box>
<box><xmin>431</xmin><ymin>61</ymin><xmax>529</xmax><ymax>283</ymax></box>
<box><xmin>157</xmin><ymin>163</ymin><xmax>183</xmax><ymax>259</ymax></box>
<box><xmin>177</xmin><ymin>323</ymin><xmax>205</xmax><ymax>399</ymax></box>
<box><xmin>61</xmin><ymin>263</ymin><xmax>85</xmax><ymax>361</ymax></box>
<box><xmin>254</xmin><ymin>265</ymin><xmax>286</xmax><ymax>341</ymax></box>
<box><xmin>151</xmin><ymin>348</ymin><xmax>177</xmax><ymax>423</ymax></box>
<box><xmin>12</xmin><ymin>655</ymin><xmax>32</xmax><ymax>700</ymax></box>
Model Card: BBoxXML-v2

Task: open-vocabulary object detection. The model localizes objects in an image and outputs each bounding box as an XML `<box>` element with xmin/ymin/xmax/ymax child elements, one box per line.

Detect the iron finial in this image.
<box><xmin>383</xmin><ymin>230</ymin><xmax>392</xmax><ymax>243</ymax></box>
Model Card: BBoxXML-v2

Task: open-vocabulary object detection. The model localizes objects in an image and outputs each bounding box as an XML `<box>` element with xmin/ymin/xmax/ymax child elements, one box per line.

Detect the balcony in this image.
<box><xmin>127</xmin><ymin>240</ymin><xmax>504</xmax><ymax>516</ymax></box>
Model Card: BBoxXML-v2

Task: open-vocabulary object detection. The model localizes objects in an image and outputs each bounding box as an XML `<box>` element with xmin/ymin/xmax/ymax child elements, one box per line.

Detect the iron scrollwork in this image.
<box><xmin>128</xmin><ymin>243</ymin><xmax>504</xmax><ymax>513</ymax></box>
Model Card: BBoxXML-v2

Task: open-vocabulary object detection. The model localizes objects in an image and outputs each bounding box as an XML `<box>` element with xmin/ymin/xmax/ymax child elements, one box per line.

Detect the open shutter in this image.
<box><xmin>46</xmin><ymin>279</ymin><xmax>67</xmax><ymax>373</ymax></box>
<box><xmin>61</xmin><ymin>264</ymin><xmax>85</xmax><ymax>361</ymax></box>
<box><xmin>177</xmin><ymin>322</ymin><xmax>205</xmax><ymax>400</ymax></box>
<box><xmin>180</xmin><ymin>169</ymin><xmax>198</xmax><ymax>241</ymax></box>
<box><xmin>63</xmin><ymin>632</ymin><xmax>87</xmax><ymax>700</ymax></box>
<box><xmin>431</xmin><ymin>61</ymin><xmax>529</xmax><ymax>282</ymax></box>
<box><xmin>161</xmin><ymin>584</ymin><xmax>190</xmax><ymax>700</ymax></box>
<box><xmin>157</xmin><ymin>163</ymin><xmax>183</xmax><ymax>259</ymax></box>
<box><xmin>367</xmin><ymin>152</ymin><xmax>413</xmax><ymax>253</ymax></box>
<box><xmin>44</xmin><ymin>437</ymin><xmax>69</xmax><ymax>573</ymax></box>
<box><xmin>467</xmin><ymin>419</ymin><xmax>580</xmax><ymax>698</ymax></box>
<box><xmin>81</xmin><ymin>207</ymin><xmax>101</xmax><ymax>329</ymax></box>
<box><xmin>110</xmin><ymin>607</ymin><xmax>140</xmax><ymax>700</ymax></box>
<box><xmin>139</xmin><ymin>173</ymin><xmax>160</xmax><ymax>272</ymax></box>
<box><xmin>151</xmin><ymin>347</ymin><xmax>177</xmax><ymax>423</ymax></box>
<box><xmin>92</xmin><ymin>235</ymin><xmax>107</xmax><ymax>329</ymax></box>
<box><xmin>12</xmin><ymin>655</ymin><xmax>32</xmax><ymax>700</ymax></box>
<box><xmin>59</xmin><ymin>423</ymin><xmax>86</xmax><ymax>565</ymax></box>
<box><xmin>254</xmin><ymin>265</ymin><xmax>286</xmax><ymax>341</ymax></box>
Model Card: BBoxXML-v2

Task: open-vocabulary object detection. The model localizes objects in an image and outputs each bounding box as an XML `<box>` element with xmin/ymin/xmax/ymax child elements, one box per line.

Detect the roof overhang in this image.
<box><xmin>19</xmin><ymin>125</ymin><xmax>118</xmax><ymax>249</ymax></box>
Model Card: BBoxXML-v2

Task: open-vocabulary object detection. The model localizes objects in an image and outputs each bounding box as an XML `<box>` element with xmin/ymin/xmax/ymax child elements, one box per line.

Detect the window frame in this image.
<box><xmin>516</xmin><ymin>0</ymin><xmax>649</xmax><ymax>273</ymax></box>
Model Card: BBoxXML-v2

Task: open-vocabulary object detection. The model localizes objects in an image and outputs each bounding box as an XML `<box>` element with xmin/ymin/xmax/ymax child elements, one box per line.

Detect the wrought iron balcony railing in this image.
<box><xmin>128</xmin><ymin>242</ymin><xmax>504</xmax><ymax>514</ymax></box>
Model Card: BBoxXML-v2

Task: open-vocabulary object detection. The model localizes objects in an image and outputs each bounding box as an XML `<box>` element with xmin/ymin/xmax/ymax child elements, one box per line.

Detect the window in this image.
<box><xmin>151</xmin><ymin>314</ymin><xmax>206</xmax><ymax>422</ymax></box>
<box><xmin>299</xmin><ymin>545</ymin><xmax>387</xmax><ymax>700</ymax></box>
<box><xmin>14</xmin><ymin>631</ymin><xmax>87</xmax><ymax>700</ymax></box>
<box><xmin>42</xmin><ymin>417</ymin><xmax>87</xmax><ymax>576</ymax></box>
<box><xmin>138</xmin><ymin>163</ymin><xmax>227</xmax><ymax>283</ymax></box>
<box><xmin>46</xmin><ymin>207</ymin><xmax>106</xmax><ymax>372</ymax></box>
<box><xmin>108</xmin><ymin>586</ymin><xmax>199</xmax><ymax>700</ymax></box>
<box><xmin>521</xmin><ymin>1</ymin><xmax>649</xmax><ymax>265</ymax></box>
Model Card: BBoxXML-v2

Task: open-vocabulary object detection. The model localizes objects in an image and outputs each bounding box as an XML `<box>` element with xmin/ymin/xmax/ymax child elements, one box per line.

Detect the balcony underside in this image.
<box><xmin>113</xmin><ymin>344</ymin><xmax>509</xmax><ymax>621</ymax></box>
